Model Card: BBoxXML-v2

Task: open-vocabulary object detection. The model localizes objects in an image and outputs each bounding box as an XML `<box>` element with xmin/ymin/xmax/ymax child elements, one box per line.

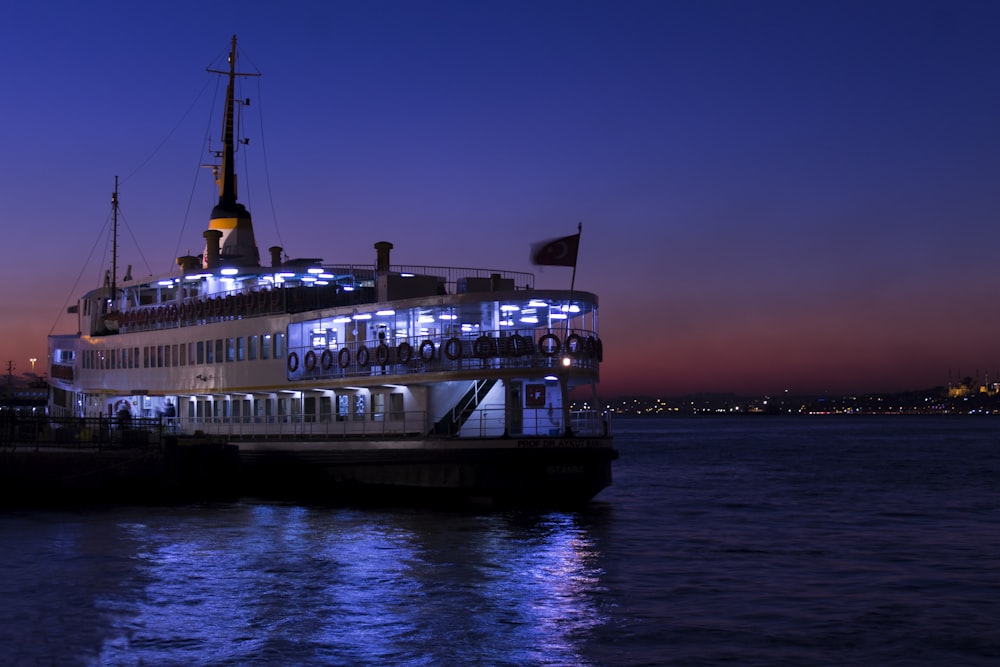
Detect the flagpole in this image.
<box><xmin>562</xmin><ymin>222</ymin><xmax>582</xmax><ymax>437</ymax></box>
<box><xmin>569</xmin><ymin>222</ymin><xmax>581</xmax><ymax>293</ymax></box>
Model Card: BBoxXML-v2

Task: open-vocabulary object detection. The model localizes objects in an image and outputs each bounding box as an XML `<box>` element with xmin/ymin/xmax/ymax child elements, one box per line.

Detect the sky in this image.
<box><xmin>2</xmin><ymin>0</ymin><xmax>1000</xmax><ymax>397</ymax></box>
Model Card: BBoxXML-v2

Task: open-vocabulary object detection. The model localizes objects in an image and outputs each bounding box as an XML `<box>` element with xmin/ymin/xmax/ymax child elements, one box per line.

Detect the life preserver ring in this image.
<box><xmin>397</xmin><ymin>341</ymin><xmax>413</xmax><ymax>364</ymax></box>
<box><xmin>473</xmin><ymin>335</ymin><xmax>493</xmax><ymax>359</ymax></box>
<box><xmin>508</xmin><ymin>334</ymin><xmax>526</xmax><ymax>357</ymax></box>
<box><xmin>113</xmin><ymin>399</ymin><xmax>130</xmax><ymax>414</ymax></box>
<box><xmin>538</xmin><ymin>333</ymin><xmax>561</xmax><ymax>356</ymax></box>
<box><xmin>419</xmin><ymin>340</ymin><xmax>436</xmax><ymax>362</ymax></box>
<box><xmin>304</xmin><ymin>350</ymin><xmax>317</xmax><ymax>371</ymax></box>
<box><xmin>321</xmin><ymin>349</ymin><xmax>334</xmax><ymax>370</ymax></box>
<box><xmin>287</xmin><ymin>351</ymin><xmax>300</xmax><ymax>373</ymax></box>
<box><xmin>357</xmin><ymin>345</ymin><xmax>370</xmax><ymax>367</ymax></box>
<box><xmin>565</xmin><ymin>333</ymin><xmax>583</xmax><ymax>356</ymax></box>
<box><xmin>444</xmin><ymin>337</ymin><xmax>462</xmax><ymax>361</ymax></box>
<box><xmin>376</xmin><ymin>343</ymin><xmax>390</xmax><ymax>366</ymax></box>
<box><xmin>338</xmin><ymin>347</ymin><xmax>351</xmax><ymax>369</ymax></box>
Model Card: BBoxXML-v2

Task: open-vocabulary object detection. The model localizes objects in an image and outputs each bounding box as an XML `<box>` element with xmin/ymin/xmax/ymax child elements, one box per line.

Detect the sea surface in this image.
<box><xmin>1</xmin><ymin>416</ymin><xmax>998</xmax><ymax>666</ymax></box>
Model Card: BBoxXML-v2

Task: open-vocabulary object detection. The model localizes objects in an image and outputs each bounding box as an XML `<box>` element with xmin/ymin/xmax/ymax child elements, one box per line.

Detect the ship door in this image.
<box><xmin>508</xmin><ymin>381</ymin><xmax>523</xmax><ymax>436</ymax></box>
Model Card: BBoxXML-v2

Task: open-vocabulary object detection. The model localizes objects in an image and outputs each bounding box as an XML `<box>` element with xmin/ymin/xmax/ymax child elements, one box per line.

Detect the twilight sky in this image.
<box><xmin>2</xmin><ymin>0</ymin><xmax>999</xmax><ymax>397</ymax></box>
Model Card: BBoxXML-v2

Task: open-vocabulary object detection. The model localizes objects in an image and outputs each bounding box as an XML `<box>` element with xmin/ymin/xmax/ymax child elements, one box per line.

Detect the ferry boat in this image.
<box><xmin>46</xmin><ymin>37</ymin><xmax>616</xmax><ymax>506</ymax></box>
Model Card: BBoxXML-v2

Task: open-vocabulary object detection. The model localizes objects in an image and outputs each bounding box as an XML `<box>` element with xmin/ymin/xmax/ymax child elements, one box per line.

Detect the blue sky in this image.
<box><xmin>3</xmin><ymin>1</ymin><xmax>999</xmax><ymax>395</ymax></box>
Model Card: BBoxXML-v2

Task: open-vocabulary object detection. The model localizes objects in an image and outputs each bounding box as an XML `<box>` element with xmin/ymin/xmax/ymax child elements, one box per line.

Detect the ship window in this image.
<box><xmin>171</xmin><ymin>344</ymin><xmax>178</xmax><ymax>367</ymax></box>
<box><xmin>180</xmin><ymin>343</ymin><xmax>187</xmax><ymax>366</ymax></box>
<box><xmin>236</xmin><ymin>337</ymin><xmax>245</xmax><ymax>362</ymax></box>
<box><xmin>226</xmin><ymin>338</ymin><xmax>235</xmax><ymax>363</ymax></box>
<box><xmin>163</xmin><ymin>345</ymin><xmax>171</xmax><ymax>368</ymax></box>
<box><xmin>248</xmin><ymin>335</ymin><xmax>258</xmax><ymax>361</ymax></box>
<box><xmin>304</xmin><ymin>396</ymin><xmax>316</xmax><ymax>423</ymax></box>
<box><xmin>262</xmin><ymin>334</ymin><xmax>271</xmax><ymax>360</ymax></box>
<box><xmin>275</xmin><ymin>333</ymin><xmax>285</xmax><ymax>358</ymax></box>
<box><xmin>320</xmin><ymin>396</ymin><xmax>332</xmax><ymax>422</ymax></box>
<box><xmin>143</xmin><ymin>347</ymin><xmax>149</xmax><ymax>369</ymax></box>
<box><xmin>196</xmin><ymin>341</ymin><xmax>205</xmax><ymax>365</ymax></box>
<box><xmin>372</xmin><ymin>393</ymin><xmax>385</xmax><ymax>421</ymax></box>
<box><xmin>215</xmin><ymin>339</ymin><xmax>224</xmax><ymax>363</ymax></box>
<box><xmin>205</xmin><ymin>341</ymin><xmax>214</xmax><ymax>364</ymax></box>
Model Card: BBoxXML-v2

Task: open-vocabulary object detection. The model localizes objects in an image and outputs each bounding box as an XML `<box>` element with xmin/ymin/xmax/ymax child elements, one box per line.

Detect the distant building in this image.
<box><xmin>0</xmin><ymin>378</ymin><xmax>48</xmax><ymax>416</ymax></box>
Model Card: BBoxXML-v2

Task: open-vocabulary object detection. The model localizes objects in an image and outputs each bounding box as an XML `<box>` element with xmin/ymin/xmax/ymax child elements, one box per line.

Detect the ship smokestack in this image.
<box><xmin>203</xmin><ymin>230</ymin><xmax>223</xmax><ymax>269</ymax></box>
<box><xmin>375</xmin><ymin>241</ymin><xmax>393</xmax><ymax>301</ymax></box>
<box><xmin>375</xmin><ymin>241</ymin><xmax>393</xmax><ymax>272</ymax></box>
<box><xmin>269</xmin><ymin>246</ymin><xmax>283</xmax><ymax>267</ymax></box>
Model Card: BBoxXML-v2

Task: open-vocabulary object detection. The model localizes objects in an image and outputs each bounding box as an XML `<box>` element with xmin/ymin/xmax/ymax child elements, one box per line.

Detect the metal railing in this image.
<box><xmin>0</xmin><ymin>416</ymin><xmax>165</xmax><ymax>451</ymax></box>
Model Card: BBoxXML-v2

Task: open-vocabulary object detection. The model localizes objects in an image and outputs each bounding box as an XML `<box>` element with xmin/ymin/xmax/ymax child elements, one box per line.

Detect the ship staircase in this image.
<box><xmin>431</xmin><ymin>379</ymin><xmax>498</xmax><ymax>436</ymax></box>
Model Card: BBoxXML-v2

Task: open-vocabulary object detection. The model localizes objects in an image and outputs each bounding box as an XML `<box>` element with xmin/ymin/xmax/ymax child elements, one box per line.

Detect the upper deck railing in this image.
<box><xmin>112</xmin><ymin>264</ymin><xmax>537</xmax><ymax>334</ymax></box>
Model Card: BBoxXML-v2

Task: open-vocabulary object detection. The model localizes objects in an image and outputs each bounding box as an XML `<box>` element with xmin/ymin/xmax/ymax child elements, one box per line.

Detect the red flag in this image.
<box><xmin>530</xmin><ymin>233</ymin><xmax>580</xmax><ymax>267</ymax></box>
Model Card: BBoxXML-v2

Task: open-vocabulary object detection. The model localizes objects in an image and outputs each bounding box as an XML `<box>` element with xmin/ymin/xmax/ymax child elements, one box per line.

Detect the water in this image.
<box><xmin>1</xmin><ymin>416</ymin><xmax>998</xmax><ymax>666</ymax></box>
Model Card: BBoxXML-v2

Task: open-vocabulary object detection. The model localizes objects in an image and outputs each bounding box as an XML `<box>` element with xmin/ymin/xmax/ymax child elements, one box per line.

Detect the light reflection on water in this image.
<box><xmin>35</xmin><ymin>503</ymin><xmax>610</xmax><ymax>666</ymax></box>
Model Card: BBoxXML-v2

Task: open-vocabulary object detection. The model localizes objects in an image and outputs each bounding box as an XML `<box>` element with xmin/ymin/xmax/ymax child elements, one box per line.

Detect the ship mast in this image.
<box><xmin>218</xmin><ymin>35</ymin><xmax>239</xmax><ymax>207</ymax></box>
<box><xmin>202</xmin><ymin>35</ymin><xmax>261</xmax><ymax>269</ymax></box>
<box><xmin>111</xmin><ymin>175</ymin><xmax>119</xmax><ymax>309</ymax></box>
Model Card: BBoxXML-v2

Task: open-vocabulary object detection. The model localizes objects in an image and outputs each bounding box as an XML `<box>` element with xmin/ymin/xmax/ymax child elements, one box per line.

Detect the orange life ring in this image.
<box><xmin>376</xmin><ymin>343</ymin><xmax>390</xmax><ymax>366</ymax></box>
<box><xmin>444</xmin><ymin>337</ymin><xmax>462</xmax><ymax>361</ymax></box>
<box><xmin>321</xmin><ymin>349</ymin><xmax>334</xmax><ymax>370</ymax></box>
<box><xmin>338</xmin><ymin>347</ymin><xmax>351</xmax><ymax>369</ymax></box>
<box><xmin>304</xmin><ymin>350</ymin><xmax>317</xmax><ymax>371</ymax></box>
<box><xmin>473</xmin><ymin>335</ymin><xmax>493</xmax><ymax>359</ymax></box>
<box><xmin>538</xmin><ymin>333</ymin><xmax>561</xmax><ymax>356</ymax></box>
<box><xmin>287</xmin><ymin>351</ymin><xmax>300</xmax><ymax>373</ymax></box>
<box><xmin>397</xmin><ymin>341</ymin><xmax>413</xmax><ymax>364</ymax></box>
<box><xmin>420</xmin><ymin>339</ymin><xmax>436</xmax><ymax>362</ymax></box>
<box><xmin>357</xmin><ymin>345</ymin><xmax>370</xmax><ymax>367</ymax></box>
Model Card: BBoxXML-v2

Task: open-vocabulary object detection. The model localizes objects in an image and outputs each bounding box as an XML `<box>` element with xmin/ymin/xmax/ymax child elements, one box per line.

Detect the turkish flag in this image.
<box><xmin>530</xmin><ymin>233</ymin><xmax>580</xmax><ymax>267</ymax></box>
